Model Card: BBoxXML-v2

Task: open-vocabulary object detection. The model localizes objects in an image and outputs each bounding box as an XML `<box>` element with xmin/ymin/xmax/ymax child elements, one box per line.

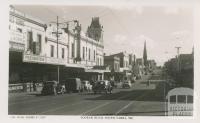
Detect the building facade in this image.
<box><xmin>9</xmin><ymin>6</ymin><xmax>107</xmax><ymax>85</ymax></box>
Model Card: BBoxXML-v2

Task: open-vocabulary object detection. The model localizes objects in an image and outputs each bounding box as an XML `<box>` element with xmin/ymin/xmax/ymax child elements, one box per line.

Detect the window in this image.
<box><xmin>62</xmin><ymin>48</ymin><xmax>65</xmax><ymax>59</ymax></box>
<box><xmin>9</xmin><ymin>15</ymin><xmax>14</xmax><ymax>23</ymax></box>
<box><xmin>99</xmin><ymin>58</ymin><xmax>101</xmax><ymax>66</ymax></box>
<box><xmin>94</xmin><ymin>50</ymin><xmax>96</xmax><ymax>61</ymax></box>
<box><xmin>37</xmin><ymin>34</ymin><xmax>42</xmax><ymax>53</ymax></box>
<box><xmin>187</xmin><ymin>95</ymin><xmax>193</xmax><ymax>103</ymax></box>
<box><xmin>17</xmin><ymin>28</ymin><xmax>22</xmax><ymax>33</ymax></box>
<box><xmin>89</xmin><ymin>48</ymin><xmax>91</xmax><ymax>61</ymax></box>
<box><xmin>27</xmin><ymin>31</ymin><xmax>33</xmax><ymax>50</ymax></box>
<box><xmin>177</xmin><ymin>95</ymin><xmax>186</xmax><ymax>104</ymax></box>
<box><xmin>50</xmin><ymin>45</ymin><xmax>54</xmax><ymax>57</ymax></box>
<box><xmin>170</xmin><ymin>95</ymin><xmax>176</xmax><ymax>104</ymax></box>
<box><xmin>71</xmin><ymin>43</ymin><xmax>74</xmax><ymax>57</ymax></box>
<box><xmin>97</xmin><ymin>58</ymin><xmax>99</xmax><ymax>65</ymax></box>
<box><xmin>82</xmin><ymin>47</ymin><xmax>85</xmax><ymax>60</ymax></box>
<box><xmin>86</xmin><ymin>47</ymin><xmax>87</xmax><ymax>60</ymax></box>
<box><xmin>114</xmin><ymin>63</ymin><xmax>117</xmax><ymax>70</ymax></box>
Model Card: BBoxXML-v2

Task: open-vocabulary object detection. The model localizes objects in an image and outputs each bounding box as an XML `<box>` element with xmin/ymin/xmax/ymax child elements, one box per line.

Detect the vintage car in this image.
<box><xmin>41</xmin><ymin>81</ymin><xmax>57</xmax><ymax>95</ymax></box>
<box><xmin>64</xmin><ymin>78</ymin><xmax>83</xmax><ymax>93</ymax></box>
<box><xmin>122</xmin><ymin>80</ymin><xmax>132</xmax><ymax>88</ymax></box>
<box><xmin>92</xmin><ymin>80</ymin><xmax>113</xmax><ymax>94</ymax></box>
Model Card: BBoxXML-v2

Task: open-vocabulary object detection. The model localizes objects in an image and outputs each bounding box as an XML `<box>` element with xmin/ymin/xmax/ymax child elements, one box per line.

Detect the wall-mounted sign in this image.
<box><xmin>9</xmin><ymin>41</ymin><xmax>25</xmax><ymax>51</ymax></box>
<box><xmin>23</xmin><ymin>54</ymin><xmax>46</xmax><ymax>63</ymax></box>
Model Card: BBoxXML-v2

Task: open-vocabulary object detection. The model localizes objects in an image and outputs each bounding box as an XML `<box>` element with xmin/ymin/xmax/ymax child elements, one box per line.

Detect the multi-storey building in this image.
<box><xmin>9</xmin><ymin>6</ymin><xmax>47</xmax><ymax>83</ymax></box>
<box><xmin>9</xmin><ymin>6</ymin><xmax>107</xmax><ymax>85</ymax></box>
<box><xmin>105</xmin><ymin>52</ymin><xmax>132</xmax><ymax>81</ymax></box>
<box><xmin>109</xmin><ymin>52</ymin><xmax>130</xmax><ymax>72</ymax></box>
<box><xmin>104</xmin><ymin>55</ymin><xmax>120</xmax><ymax>81</ymax></box>
<box><xmin>104</xmin><ymin>55</ymin><xmax>120</xmax><ymax>72</ymax></box>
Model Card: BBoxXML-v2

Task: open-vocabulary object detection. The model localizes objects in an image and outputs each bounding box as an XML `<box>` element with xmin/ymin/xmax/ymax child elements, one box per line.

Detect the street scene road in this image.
<box><xmin>9</xmin><ymin>69</ymin><xmax>167</xmax><ymax>116</ymax></box>
<box><xmin>8</xmin><ymin>5</ymin><xmax>194</xmax><ymax>117</ymax></box>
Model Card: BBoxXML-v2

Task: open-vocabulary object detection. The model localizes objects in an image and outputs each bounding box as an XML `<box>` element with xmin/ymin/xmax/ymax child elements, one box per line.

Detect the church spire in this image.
<box><xmin>143</xmin><ymin>40</ymin><xmax>148</xmax><ymax>66</ymax></box>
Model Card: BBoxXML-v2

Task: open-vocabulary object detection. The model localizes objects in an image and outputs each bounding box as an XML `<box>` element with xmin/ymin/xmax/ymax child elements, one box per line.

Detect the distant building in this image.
<box><xmin>143</xmin><ymin>41</ymin><xmax>148</xmax><ymax>67</ymax></box>
<box><xmin>104</xmin><ymin>55</ymin><xmax>120</xmax><ymax>72</ymax></box>
<box><xmin>105</xmin><ymin>52</ymin><xmax>132</xmax><ymax>81</ymax></box>
<box><xmin>104</xmin><ymin>55</ymin><xmax>120</xmax><ymax>81</ymax></box>
<box><xmin>148</xmin><ymin>59</ymin><xmax>157</xmax><ymax>70</ymax></box>
<box><xmin>164</xmin><ymin>52</ymin><xmax>194</xmax><ymax>88</ymax></box>
<box><xmin>134</xmin><ymin>58</ymin><xmax>144</xmax><ymax>76</ymax></box>
<box><xmin>109</xmin><ymin>52</ymin><xmax>130</xmax><ymax>72</ymax></box>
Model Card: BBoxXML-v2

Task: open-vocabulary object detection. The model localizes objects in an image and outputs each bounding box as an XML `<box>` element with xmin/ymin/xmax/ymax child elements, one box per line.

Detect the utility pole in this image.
<box><xmin>175</xmin><ymin>46</ymin><xmax>181</xmax><ymax>86</ymax></box>
<box><xmin>175</xmin><ymin>47</ymin><xmax>181</xmax><ymax>72</ymax></box>
<box><xmin>52</xmin><ymin>16</ymin><xmax>62</xmax><ymax>84</ymax></box>
<box><xmin>51</xmin><ymin>17</ymin><xmax>78</xmax><ymax>83</ymax></box>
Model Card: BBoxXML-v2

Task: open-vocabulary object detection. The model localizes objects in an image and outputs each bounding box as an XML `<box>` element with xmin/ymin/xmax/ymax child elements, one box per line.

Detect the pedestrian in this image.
<box><xmin>33</xmin><ymin>81</ymin><xmax>36</xmax><ymax>91</ymax></box>
<box><xmin>147</xmin><ymin>80</ymin><xmax>150</xmax><ymax>86</ymax></box>
<box><xmin>53</xmin><ymin>81</ymin><xmax>57</xmax><ymax>95</ymax></box>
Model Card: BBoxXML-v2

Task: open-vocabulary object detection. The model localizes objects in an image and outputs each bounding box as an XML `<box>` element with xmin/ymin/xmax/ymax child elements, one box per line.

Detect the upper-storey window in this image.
<box><xmin>27</xmin><ymin>31</ymin><xmax>33</xmax><ymax>51</ymax></box>
<box><xmin>17</xmin><ymin>28</ymin><xmax>22</xmax><ymax>33</ymax></box>
<box><xmin>37</xmin><ymin>34</ymin><xmax>42</xmax><ymax>53</ymax></box>
<box><xmin>50</xmin><ymin>45</ymin><xmax>54</xmax><ymax>57</ymax></box>
<box><xmin>71</xmin><ymin>43</ymin><xmax>75</xmax><ymax>58</ymax></box>
<box><xmin>82</xmin><ymin>46</ymin><xmax>85</xmax><ymax>60</ymax></box>
<box><xmin>9</xmin><ymin>15</ymin><xmax>14</xmax><ymax>23</ymax></box>
<box><xmin>62</xmin><ymin>48</ymin><xmax>65</xmax><ymax>59</ymax></box>
<box><xmin>94</xmin><ymin>50</ymin><xmax>96</xmax><ymax>61</ymax></box>
<box><xmin>89</xmin><ymin>48</ymin><xmax>91</xmax><ymax>61</ymax></box>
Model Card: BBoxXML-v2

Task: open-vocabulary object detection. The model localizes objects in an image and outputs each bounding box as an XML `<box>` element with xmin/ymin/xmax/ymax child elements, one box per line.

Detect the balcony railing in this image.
<box><xmin>23</xmin><ymin>54</ymin><xmax>88</xmax><ymax>68</ymax></box>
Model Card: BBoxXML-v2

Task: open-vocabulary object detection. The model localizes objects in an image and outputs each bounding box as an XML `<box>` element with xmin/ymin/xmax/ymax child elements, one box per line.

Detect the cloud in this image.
<box><xmin>135</xmin><ymin>6</ymin><xmax>143</xmax><ymax>15</ymax></box>
<box><xmin>170</xmin><ymin>30</ymin><xmax>193</xmax><ymax>53</ymax></box>
<box><xmin>114</xmin><ymin>34</ymin><xmax>127</xmax><ymax>43</ymax></box>
<box><xmin>107</xmin><ymin>5</ymin><xmax>143</xmax><ymax>14</ymax></box>
<box><xmin>164</xmin><ymin>7</ymin><xmax>179</xmax><ymax>14</ymax></box>
<box><xmin>131</xmin><ymin>35</ymin><xmax>157</xmax><ymax>49</ymax></box>
<box><xmin>172</xmin><ymin>30</ymin><xmax>191</xmax><ymax>39</ymax></box>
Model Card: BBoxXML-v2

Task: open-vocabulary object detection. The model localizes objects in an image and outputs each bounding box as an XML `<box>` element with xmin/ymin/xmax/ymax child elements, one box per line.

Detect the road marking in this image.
<box><xmin>115</xmin><ymin>91</ymin><xmax>152</xmax><ymax>115</ymax></box>
<box><xmin>38</xmin><ymin>101</ymin><xmax>88</xmax><ymax>115</ymax></box>
<box><xmin>115</xmin><ymin>101</ymin><xmax>134</xmax><ymax>115</ymax></box>
<box><xmin>9</xmin><ymin>93</ymin><xmax>77</xmax><ymax>106</ymax></box>
<box><xmin>80</xmin><ymin>91</ymin><xmax>138</xmax><ymax>115</ymax></box>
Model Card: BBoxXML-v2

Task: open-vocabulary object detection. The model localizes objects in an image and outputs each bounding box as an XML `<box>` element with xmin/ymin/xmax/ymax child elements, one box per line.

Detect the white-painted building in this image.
<box><xmin>9</xmin><ymin>6</ymin><xmax>107</xmax><ymax>84</ymax></box>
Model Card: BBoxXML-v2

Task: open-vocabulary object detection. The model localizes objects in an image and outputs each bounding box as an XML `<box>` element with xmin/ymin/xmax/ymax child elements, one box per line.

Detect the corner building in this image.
<box><xmin>9</xmin><ymin>6</ymin><xmax>108</xmax><ymax>88</ymax></box>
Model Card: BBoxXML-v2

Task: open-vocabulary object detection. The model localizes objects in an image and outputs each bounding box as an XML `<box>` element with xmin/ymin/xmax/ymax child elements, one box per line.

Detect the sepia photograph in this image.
<box><xmin>3</xmin><ymin>0</ymin><xmax>199</xmax><ymax>120</ymax></box>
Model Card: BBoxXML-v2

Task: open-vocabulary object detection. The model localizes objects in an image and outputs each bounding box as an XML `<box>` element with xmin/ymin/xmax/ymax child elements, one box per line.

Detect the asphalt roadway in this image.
<box><xmin>9</xmin><ymin>70</ymin><xmax>167</xmax><ymax>116</ymax></box>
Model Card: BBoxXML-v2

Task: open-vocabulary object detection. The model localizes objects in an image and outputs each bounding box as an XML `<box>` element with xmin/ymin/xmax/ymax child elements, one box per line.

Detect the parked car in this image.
<box><xmin>64</xmin><ymin>78</ymin><xmax>83</xmax><ymax>93</ymax></box>
<box><xmin>56</xmin><ymin>83</ymin><xmax>66</xmax><ymax>94</ymax></box>
<box><xmin>122</xmin><ymin>80</ymin><xmax>132</xmax><ymax>88</ymax></box>
<box><xmin>41</xmin><ymin>81</ymin><xmax>58</xmax><ymax>95</ymax></box>
<box><xmin>93</xmin><ymin>80</ymin><xmax>113</xmax><ymax>94</ymax></box>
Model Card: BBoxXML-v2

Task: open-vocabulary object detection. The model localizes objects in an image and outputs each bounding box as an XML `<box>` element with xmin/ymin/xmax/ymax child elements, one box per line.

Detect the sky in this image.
<box><xmin>13</xmin><ymin>5</ymin><xmax>194</xmax><ymax>66</ymax></box>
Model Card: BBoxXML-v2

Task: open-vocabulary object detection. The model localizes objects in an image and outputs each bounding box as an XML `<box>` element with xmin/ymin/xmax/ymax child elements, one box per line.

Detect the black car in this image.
<box><xmin>41</xmin><ymin>81</ymin><xmax>65</xmax><ymax>95</ymax></box>
<box><xmin>92</xmin><ymin>80</ymin><xmax>113</xmax><ymax>94</ymax></box>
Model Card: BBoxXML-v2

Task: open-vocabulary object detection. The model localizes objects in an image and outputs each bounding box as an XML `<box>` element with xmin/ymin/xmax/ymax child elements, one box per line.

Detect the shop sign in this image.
<box><xmin>46</xmin><ymin>57</ymin><xmax>65</xmax><ymax>65</ymax></box>
<box><xmin>9</xmin><ymin>41</ymin><xmax>24</xmax><ymax>51</ymax></box>
<box><xmin>23</xmin><ymin>54</ymin><xmax>46</xmax><ymax>63</ymax></box>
